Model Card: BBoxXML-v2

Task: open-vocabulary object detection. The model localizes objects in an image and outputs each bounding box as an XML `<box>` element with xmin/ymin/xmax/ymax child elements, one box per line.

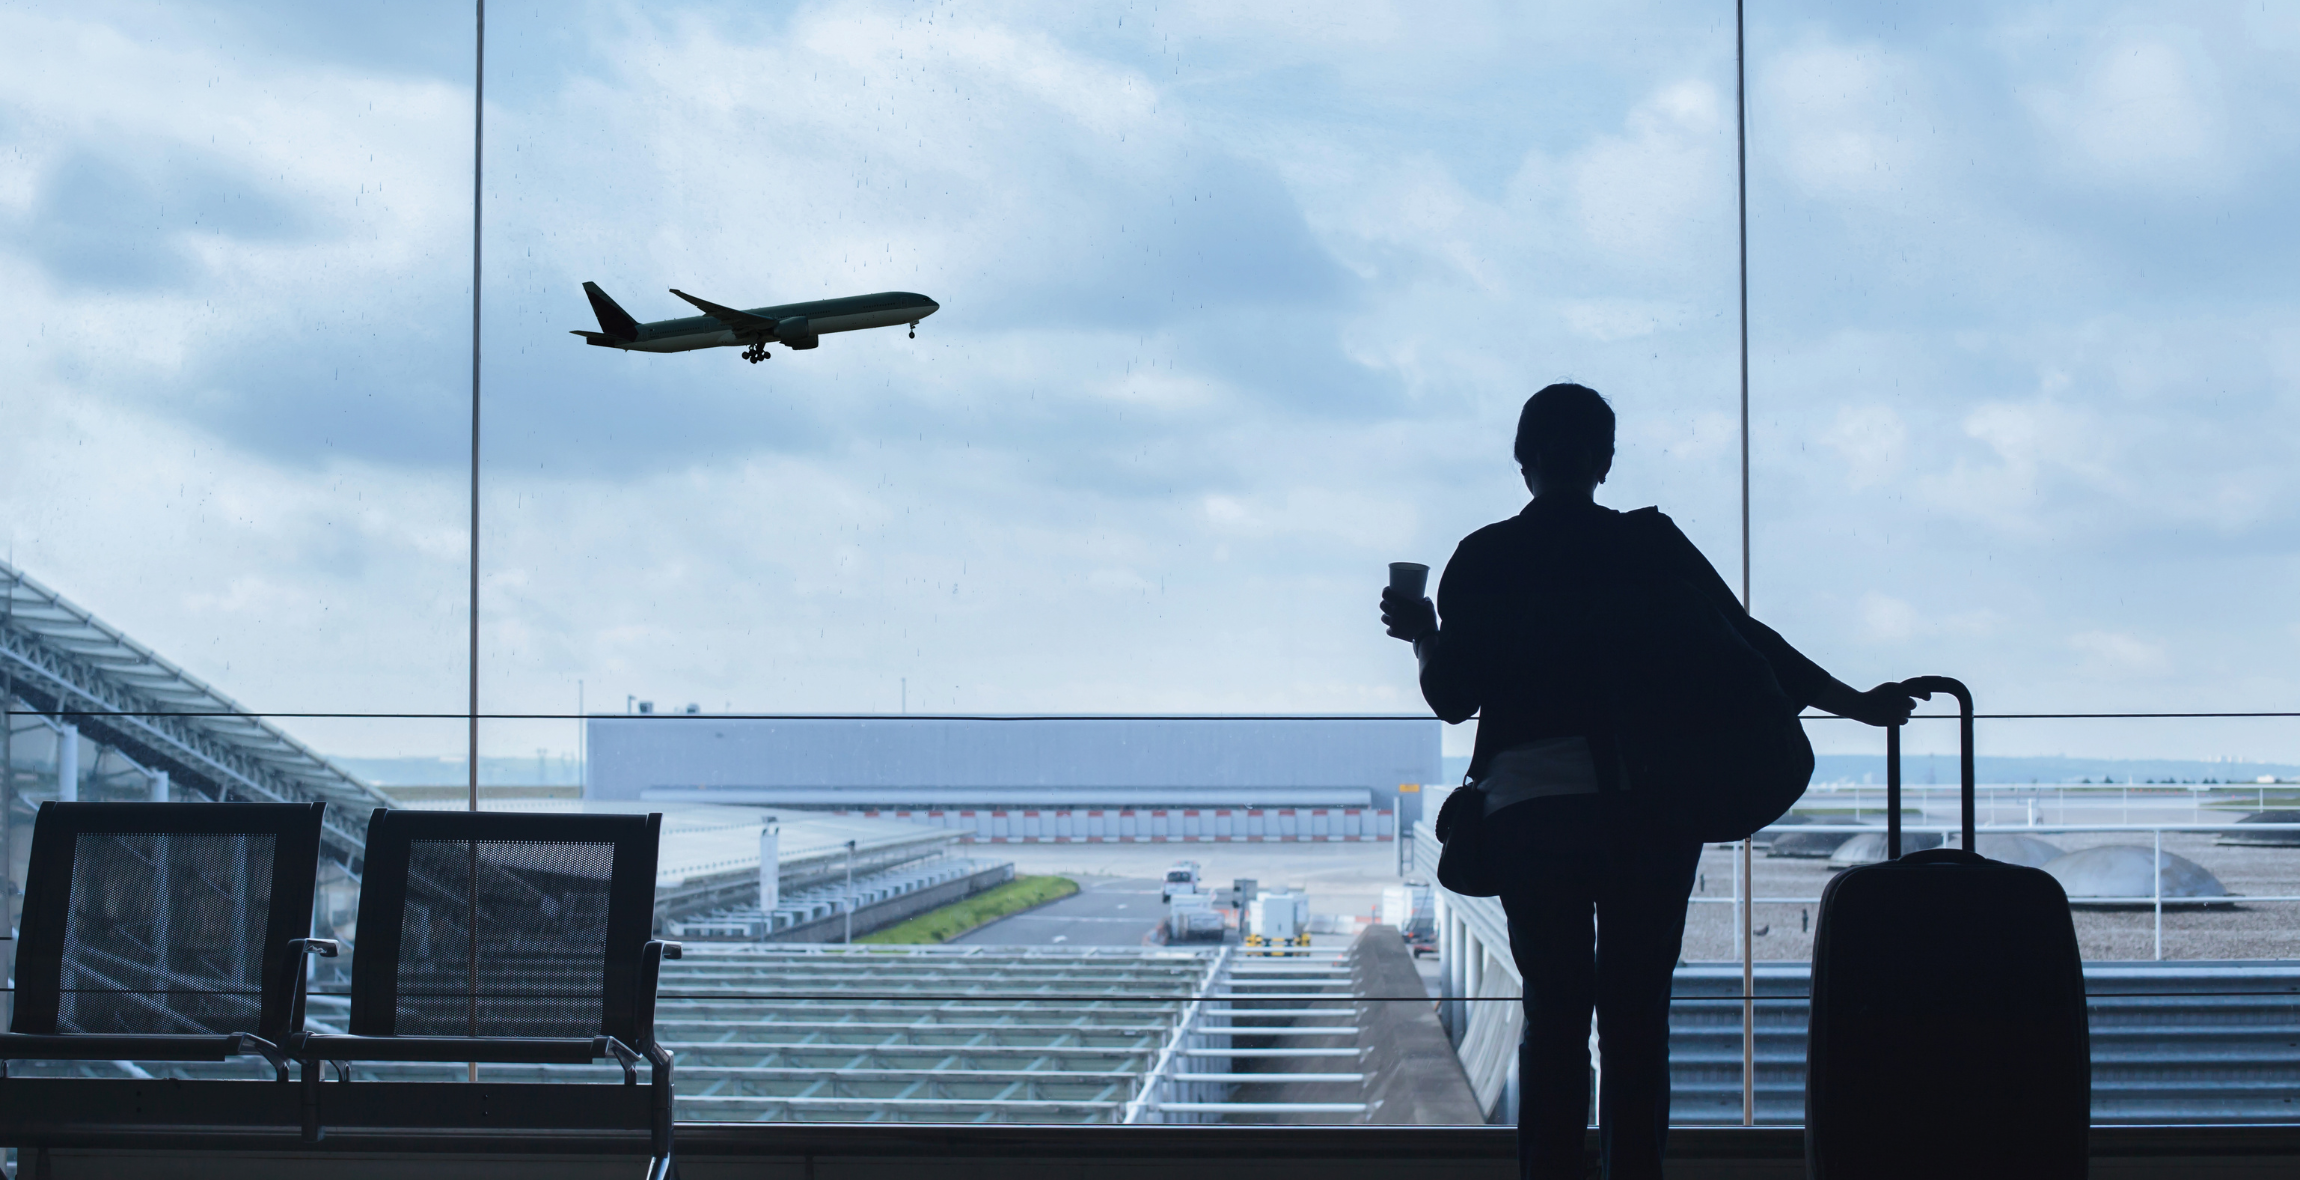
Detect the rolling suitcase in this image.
<box><xmin>1805</xmin><ymin>676</ymin><xmax>2090</xmax><ymax>1179</ymax></box>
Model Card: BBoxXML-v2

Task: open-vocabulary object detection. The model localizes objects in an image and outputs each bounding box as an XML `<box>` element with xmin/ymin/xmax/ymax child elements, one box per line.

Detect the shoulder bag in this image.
<box><xmin>1601</xmin><ymin>508</ymin><xmax>1813</xmax><ymax>843</ymax></box>
<box><xmin>1433</xmin><ymin>778</ymin><xmax>1501</xmax><ymax>897</ymax></box>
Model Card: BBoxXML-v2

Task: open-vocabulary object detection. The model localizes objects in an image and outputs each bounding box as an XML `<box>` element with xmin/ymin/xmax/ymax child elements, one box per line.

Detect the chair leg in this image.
<box><xmin>649</xmin><ymin>1073</ymin><xmax>676</xmax><ymax>1175</ymax></box>
<box><xmin>300</xmin><ymin>1057</ymin><xmax>324</xmax><ymax>1142</ymax></box>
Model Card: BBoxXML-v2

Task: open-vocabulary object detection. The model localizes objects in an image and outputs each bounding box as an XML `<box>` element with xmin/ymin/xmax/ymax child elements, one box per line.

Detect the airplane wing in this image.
<box><xmin>669</xmin><ymin>288</ymin><xmax>778</xmax><ymax>334</ymax></box>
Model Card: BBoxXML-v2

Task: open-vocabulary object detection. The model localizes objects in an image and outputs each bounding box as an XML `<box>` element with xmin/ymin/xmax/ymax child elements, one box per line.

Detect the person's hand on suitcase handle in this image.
<box><xmin>1812</xmin><ymin>677</ymin><xmax>1917</xmax><ymax>727</ymax></box>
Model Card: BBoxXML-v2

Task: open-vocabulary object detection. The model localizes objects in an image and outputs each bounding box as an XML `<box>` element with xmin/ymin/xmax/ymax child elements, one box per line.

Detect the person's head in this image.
<box><xmin>1513</xmin><ymin>383</ymin><xmax>1615</xmax><ymax>499</ymax></box>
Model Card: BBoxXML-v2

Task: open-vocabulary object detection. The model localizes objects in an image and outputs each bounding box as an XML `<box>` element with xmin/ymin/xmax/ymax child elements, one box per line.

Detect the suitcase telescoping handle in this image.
<box><xmin>1886</xmin><ymin>675</ymin><xmax>1975</xmax><ymax>860</ymax></box>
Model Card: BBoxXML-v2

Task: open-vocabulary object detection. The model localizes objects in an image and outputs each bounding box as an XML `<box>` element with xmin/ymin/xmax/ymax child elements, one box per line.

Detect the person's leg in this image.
<box><xmin>1590</xmin><ymin>796</ymin><xmax>1703</xmax><ymax>1180</ymax></box>
<box><xmin>1491</xmin><ymin>796</ymin><xmax>1604</xmax><ymax>1180</ymax></box>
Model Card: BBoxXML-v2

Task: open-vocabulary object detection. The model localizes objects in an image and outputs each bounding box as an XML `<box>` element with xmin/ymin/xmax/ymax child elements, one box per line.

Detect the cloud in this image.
<box><xmin>1765</xmin><ymin>39</ymin><xmax>1934</xmax><ymax>207</ymax></box>
<box><xmin>1854</xmin><ymin>591</ymin><xmax>1998</xmax><ymax>646</ymax></box>
<box><xmin>1818</xmin><ymin>404</ymin><xmax>1908</xmax><ymax>489</ymax></box>
<box><xmin>6</xmin><ymin>0</ymin><xmax>2300</xmax><ymax>765</ymax></box>
<box><xmin>1932</xmin><ymin>395</ymin><xmax>2123</xmax><ymax>534</ymax></box>
<box><xmin>2069</xmin><ymin>629</ymin><xmax>2170</xmax><ymax>675</ymax></box>
<box><xmin>4</xmin><ymin>1</ymin><xmax>1373</xmax><ymax>483</ymax></box>
<box><xmin>2024</xmin><ymin>34</ymin><xmax>2232</xmax><ymax>193</ymax></box>
<box><xmin>1560</xmin><ymin>298</ymin><xmax>1695</xmax><ymax>343</ymax></box>
<box><xmin>1860</xmin><ymin>592</ymin><xmax>1920</xmax><ymax>642</ymax></box>
<box><xmin>6</xmin><ymin>151</ymin><xmax>310</xmax><ymax>292</ymax></box>
<box><xmin>1898</xmin><ymin>311</ymin><xmax>2300</xmax><ymax>547</ymax></box>
<box><xmin>1569</xmin><ymin>80</ymin><xmax>1729</xmax><ymax>264</ymax></box>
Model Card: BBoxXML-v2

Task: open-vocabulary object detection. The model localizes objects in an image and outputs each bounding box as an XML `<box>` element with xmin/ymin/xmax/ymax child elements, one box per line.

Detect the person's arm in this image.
<box><xmin>1644</xmin><ymin>511</ymin><xmax>1912</xmax><ymax>726</ymax></box>
<box><xmin>1810</xmin><ymin>676</ymin><xmax>1915</xmax><ymax>727</ymax></box>
<box><xmin>1380</xmin><ymin>541</ymin><xmax>1488</xmax><ymax>724</ymax></box>
<box><xmin>1415</xmin><ymin>621</ymin><xmax>1484</xmax><ymax>726</ymax></box>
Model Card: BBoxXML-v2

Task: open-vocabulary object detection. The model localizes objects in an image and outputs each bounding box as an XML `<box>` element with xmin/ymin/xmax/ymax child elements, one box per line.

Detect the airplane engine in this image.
<box><xmin>774</xmin><ymin>316</ymin><xmax>820</xmax><ymax>349</ymax></box>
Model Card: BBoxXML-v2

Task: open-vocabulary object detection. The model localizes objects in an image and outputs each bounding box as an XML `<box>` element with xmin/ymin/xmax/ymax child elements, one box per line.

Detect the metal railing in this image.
<box><xmin>1125</xmin><ymin>948</ymin><xmax>1373</xmax><ymax>1120</ymax></box>
<box><xmin>1417</xmin><ymin>786</ymin><xmax>2300</xmax><ymax>1126</ymax></box>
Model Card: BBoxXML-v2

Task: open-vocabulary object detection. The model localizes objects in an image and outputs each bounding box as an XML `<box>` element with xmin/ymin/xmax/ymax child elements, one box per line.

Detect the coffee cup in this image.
<box><xmin>1388</xmin><ymin>562</ymin><xmax>1429</xmax><ymax>599</ymax></box>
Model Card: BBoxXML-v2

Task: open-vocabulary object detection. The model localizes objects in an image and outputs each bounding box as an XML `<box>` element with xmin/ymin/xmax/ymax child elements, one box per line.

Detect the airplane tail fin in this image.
<box><xmin>583</xmin><ymin>282</ymin><xmax>640</xmax><ymax>342</ymax></box>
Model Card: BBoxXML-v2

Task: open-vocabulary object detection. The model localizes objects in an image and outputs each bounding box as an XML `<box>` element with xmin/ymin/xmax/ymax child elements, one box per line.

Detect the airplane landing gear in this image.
<box><xmin>742</xmin><ymin>342</ymin><xmax>770</xmax><ymax>363</ymax></box>
<box><xmin>908</xmin><ymin>321</ymin><xmax>918</xmax><ymax>338</ymax></box>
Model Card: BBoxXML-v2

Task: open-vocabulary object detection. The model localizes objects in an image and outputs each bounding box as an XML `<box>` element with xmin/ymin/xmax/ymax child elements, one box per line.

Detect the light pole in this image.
<box><xmin>843</xmin><ymin>839</ymin><xmax>858</xmax><ymax>943</ymax></box>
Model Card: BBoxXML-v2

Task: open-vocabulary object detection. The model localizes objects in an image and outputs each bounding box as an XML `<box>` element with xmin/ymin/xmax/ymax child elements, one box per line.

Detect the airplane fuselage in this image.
<box><xmin>581</xmin><ymin>291</ymin><xmax>939</xmax><ymax>353</ymax></box>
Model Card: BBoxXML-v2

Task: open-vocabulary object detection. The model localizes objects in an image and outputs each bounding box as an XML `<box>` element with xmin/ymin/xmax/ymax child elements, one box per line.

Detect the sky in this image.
<box><xmin>2</xmin><ymin>0</ymin><xmax>2296</xmax><ymax>768</ymax></box>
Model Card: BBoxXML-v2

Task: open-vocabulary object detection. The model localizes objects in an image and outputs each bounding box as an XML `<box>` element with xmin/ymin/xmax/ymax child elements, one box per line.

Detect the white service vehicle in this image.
<box><xmin>1381</xmin><ymin>881</ymin><xmax>1437</xmax><ymax>957</ymax></box>
<box><xmin>1161</xmin><ymin>861</ymin><xmax>1202</xmax><ymax>902</ymax></box>
<box><xmin>1166</xmin><ymin>892</ymin><xmax>1227</xmax><ymax>942</ymax></box>
<box><xmin>1246</xmin><ymin>890</ymin><xmax>1311</xmax><ymax>948</ymax></box>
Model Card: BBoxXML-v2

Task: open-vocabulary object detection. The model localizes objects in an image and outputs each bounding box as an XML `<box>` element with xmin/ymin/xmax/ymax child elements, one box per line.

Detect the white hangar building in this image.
<box><xmin>585</xmin><ymin>714</ymin><xmax>1442</xmax><ymax>843</ymax></box>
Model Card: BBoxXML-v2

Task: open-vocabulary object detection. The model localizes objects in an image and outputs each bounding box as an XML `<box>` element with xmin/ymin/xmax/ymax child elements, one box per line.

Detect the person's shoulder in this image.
<box><xmin>1442</xmin><ymin>516</ymin><xmax>1530</xmax><ymax>579</ymax></box>
<box><xmin>1615</xmin><ymin>504</ymin><xmax>1683</xmax><ymax>538</ymax></box>
<box><xmin>1459</xmin><ymin>517</ymin><xmax>1522</xmax><ymax>546</ymax></box>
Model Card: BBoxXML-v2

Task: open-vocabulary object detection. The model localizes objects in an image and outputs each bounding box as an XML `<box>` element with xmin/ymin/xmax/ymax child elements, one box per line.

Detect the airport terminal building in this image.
<box><xmin>585</xmin><ymin>714</ymin><xmax>1441</xmax><ymax>842</ymax></box>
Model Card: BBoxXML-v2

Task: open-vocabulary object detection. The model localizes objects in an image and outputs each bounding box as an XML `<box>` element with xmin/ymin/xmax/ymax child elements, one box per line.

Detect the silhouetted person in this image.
<box><xmin>1380</xmin><ymin>383</ymin><xmax>1912</xmax><ymax>1180</ymax></box>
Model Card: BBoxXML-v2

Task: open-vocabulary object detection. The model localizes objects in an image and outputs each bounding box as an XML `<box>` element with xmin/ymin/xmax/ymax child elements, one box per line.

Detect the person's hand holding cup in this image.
<box><xmin>1382</xmin><ymin>562</ymin><xmax>1436</xmax><ymax>643</ymax></box>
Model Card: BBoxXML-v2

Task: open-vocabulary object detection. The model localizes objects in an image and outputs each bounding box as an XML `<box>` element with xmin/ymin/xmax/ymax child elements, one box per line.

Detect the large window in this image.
<box><xmin>4</xmin><ymin>0</ymin><xmax>2295</xmax><ymax>1133</ymax></box>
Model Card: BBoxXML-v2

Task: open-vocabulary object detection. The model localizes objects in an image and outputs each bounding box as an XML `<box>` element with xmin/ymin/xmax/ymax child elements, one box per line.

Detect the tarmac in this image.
<box><xmin>969</xmin><ymin>838</ymin><xmax>1407</xmax><ymax>926</ymax></box>
<box><xmin>948</xmin><ymin>826</ymin><xmax>2300</xmax><ymax>965</ymax></box>
<box><xmin>948</xmin><ymin>875</ymin><xmax>1169</xmax><ymax>947</ymax></box>
<box><xmin>1681</xmin><ymin>830</ymin><xmax>2300</xmax><ymax>963</ymax></box>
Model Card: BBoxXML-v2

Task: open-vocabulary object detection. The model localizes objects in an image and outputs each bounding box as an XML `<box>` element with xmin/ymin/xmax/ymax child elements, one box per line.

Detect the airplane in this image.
<box><xmin>571</xmin><ymin>283</ymin><xmax>940</xmax><ymax>364</ymax></box>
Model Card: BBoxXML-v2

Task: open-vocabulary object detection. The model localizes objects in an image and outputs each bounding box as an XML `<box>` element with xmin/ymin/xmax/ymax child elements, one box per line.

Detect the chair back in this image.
<box><xmin>346</xmin><ymin>809</ymin><xmax>663</xmax><ymax>1043</ymax></box>
<box><xmin>9</xmin><ymin>801</ymin><xmax>326</xmax><ymax>1041</ymax></box>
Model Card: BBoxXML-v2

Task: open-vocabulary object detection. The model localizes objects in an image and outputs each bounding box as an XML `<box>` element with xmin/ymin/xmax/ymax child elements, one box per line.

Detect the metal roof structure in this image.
<box><xmin>466</xmin><ymin>945</ymin><xmax>1359</xmax><ymax>1122</ymax></box>
<box><xmin>392</xmin><ymin>799</ymin><xmax>958</xmax><ymax>890</ymax></box>
<box><xmin>393</xmin><ymin>798</ymin><xmax>983</xmax><ymax>928</ymax></box>
<box><xmin>666</xmin><ymin>856</ymin><xmax>1013</xmax><ymax>941</ymax></box>
<box><xmin>1</xmin><ymin>558</ymin><xmax>393</xmax><ymax>866</ymax></box>
<box><xmin>10</xmin><ymin>944</ymin><xmax>1367</xmax><ymax>1124</ymax></box>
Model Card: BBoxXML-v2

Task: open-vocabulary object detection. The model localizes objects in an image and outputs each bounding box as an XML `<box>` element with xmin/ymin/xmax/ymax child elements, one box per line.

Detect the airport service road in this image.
<box><xmin>951</xmin><ymin>876</ymin><xmax>1166</xmax><ymax>947</ymax></box>
<box><xmin>981</xmin><ymin>839</ymin><xmax>1408</xmax><ymax>926</ymax></box>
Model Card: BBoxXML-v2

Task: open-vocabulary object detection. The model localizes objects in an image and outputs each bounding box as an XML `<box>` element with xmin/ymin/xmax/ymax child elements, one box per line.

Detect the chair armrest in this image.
<box><xmin>597</xmin><ymin>1035</ymin><xmax>640</xmax><ymax>1084</ymax></box>
<box><xmin>296</xmin><ymin>1034</ymin><xmax>614</xmax><ymax>1065</ymax></box>
<box><xmin>0</xmin><ymin>1032</ymin><xmax>290</xmax><ymax>1083</ymax></box>
<box><xmin>231</xmin><ymin>1033</ymin><xmax>293</xmax><ymax>1083</ymax></box>
<box><xmin>635</xmin><ymin>940</ymin><xmax>682</xmax><ymax>1050</ymax></box>
<box><xmin>276</xmin><ymin>938</ymin><xmax>342</xmax><ymax>1041</ymax></box>
<box><xmin>0</xmin><ymin>1032</ymin><xmax>239</xmax><ymax>1062</ymax></box>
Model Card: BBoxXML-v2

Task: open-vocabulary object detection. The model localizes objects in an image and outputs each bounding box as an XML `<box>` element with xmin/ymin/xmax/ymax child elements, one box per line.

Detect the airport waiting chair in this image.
<box><xmin>296</xmin><ymin>808</ymin><xmax>681</xmax><ymax>1179</ymax></box>
<box><xmin>0</xmin><ymin>801</ymin><xmax>335</xmax><ymax>1149</ymax></box>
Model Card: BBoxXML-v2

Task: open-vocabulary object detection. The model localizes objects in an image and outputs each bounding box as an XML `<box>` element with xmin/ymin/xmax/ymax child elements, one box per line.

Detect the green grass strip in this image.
<box><xmin>856</xmin><ymin>875</ymin><xmax>1082</xmax><ymax>945</ymax></box>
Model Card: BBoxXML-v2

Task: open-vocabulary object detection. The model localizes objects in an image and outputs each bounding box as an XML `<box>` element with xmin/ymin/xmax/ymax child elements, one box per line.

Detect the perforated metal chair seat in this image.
<box><xmin>0</xmin><ymin>802</ymin><xmax>333</xmax><ymax>1149</ymax></box>
<box><xmin>296</xmin><ymin>809</ymin><xmax>680</xmax><ymax>1179</ymax></box>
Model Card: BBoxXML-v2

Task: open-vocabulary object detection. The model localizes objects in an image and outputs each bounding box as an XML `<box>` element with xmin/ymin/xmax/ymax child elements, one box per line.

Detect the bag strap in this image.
<box><xmin>1590</xmin><ymin>507</ymin><xmax>1670</xmax><ymax>796</ymax></box>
